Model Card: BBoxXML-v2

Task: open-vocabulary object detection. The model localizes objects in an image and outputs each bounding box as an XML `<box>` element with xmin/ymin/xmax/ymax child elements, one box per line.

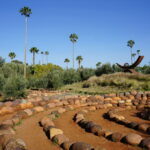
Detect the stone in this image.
<box><xmin>47</xmin><ymin>103</ymin><xmax>56</xmax><ymax>108</ymax></box>
<box><xmin>70</xmin><ymin>142</ymin><xmax>93</xmax><ymax>150</ymax></box>
<box><xmin>110</xmin><ymin>132</ymin><xmax>124</xmax><ymax>142</ymax></box>
<box><xmin>140</xmin><ymin>138</ymin><xmax>150</xmax><ymax>149</ymax></box>
<box><xmin>24</xmin><ymin>109</ymin><xmax>33</xmax><ymax>116</ymax></box>
<box><xmin>125</xmin><ymin>133</ymin><xmax>143</xmax><ymax>145</ymax></box>
<box><xmin>49</xmin><ymin>127</ymin><xmax>63</xmax><ymax>139</ymax></box>
<box><xmin>90</xmin><ymin>125</ymin><xmax>102</xmax><ymax>134</ymax></box>
<box><xmin>138</xmin><ymin>124</ymin><xmax>150</xmax><ymax>132</ymax></box>
<box><xmin>127</xmin><ymin>122</ymin><xmax>139</xmax><ymax>129</ymax></box>
<box><xmin>0</xmin><ymin>134</ymin><xmax>12</xmax><ymax>147</ymax></box>
<box><xmin>0</xmin><ymin>107</ymin><xmax>14</xmax><ymax>115</ymax></box>
<box><xmin>33</xmin><ymin>106</ymin><xmax>44</xmax><ymax>112</ymax></box>
<box><xmin>52</xmin><ymin>134</ymin><xmax>69</xmax><ymax>145</ymax></box>
<box><xmin>103</xmin><ymin>130</ymin><xmax>113</xmax><ymax>138</ymax></box>
<box><xmin>19</xmin><ymin>102</ymin><xmax>33</xmax><ymax>110</ymax></box>
<box><xmin>57</xmin><ymin>108</ymin><xmax>66</xmax><ymax>114</ymax></box>
<box><xmin>16</xmin><ymin>111</ymin><xmax>28</xmax><ymax>119</ymax></box>
<box><xmin>85</xmin><ymin>121</ymin><xmax>96</xmax><ymax>131</ymax></box>
<box><xmin>3</xmin><ymin>138</ymin><xmax>27</xmax><ymax>150</ymax></box>
<box><xmin>40</xmin><ymin>117</ymin><xmax>54</xmax><ymax>127</ymax></box>
<box><xmin>11</xmin><ymin>117</ymin><xmax>20</xmax><ymax>125</ymax></box>
<box><xmin>61</xmin><ymin>141</ymin><xmax>74</xmax><ymax>150</ymax></box>
<box><xmin>147</xmin><ymin>127</ymin><xmax>150</xmax><ymax>134</ymax></box>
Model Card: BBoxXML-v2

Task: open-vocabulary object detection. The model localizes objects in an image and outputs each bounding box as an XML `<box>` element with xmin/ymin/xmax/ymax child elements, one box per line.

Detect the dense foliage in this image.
<box><xmin>0</xmin><ymin>56</ymin><xmax>149</xmax><ymax>100</ymax></box>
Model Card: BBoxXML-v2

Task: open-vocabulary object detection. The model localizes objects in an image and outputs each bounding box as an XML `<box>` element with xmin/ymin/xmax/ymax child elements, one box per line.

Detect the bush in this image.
<box><xmin>46</xmin><ymin>70</ymin><xmax>64</xmax><ymax>89</ymax></box>
<box><xmin>3</xmin><ymin>76</ymin><xmax>27</xmax><ymax>99</ymax></box>
<box><xmin>80</xmin><ymin>68</ymin><xmax>95</xmax><ymax>81</ymax></box>
<box><xmin>95</xmin><ymin>63</ymin><xmax>114</xmax><ymax>76</ymax></box>
<box><xmin>0</xmin><ymin>74</ymin><xmax>5</xmax><ymax>93</ymax></box>
<box><xmin>63</xmin><ymin>69</ymin><xmax>81</xmax><ymax>84</ymax></box>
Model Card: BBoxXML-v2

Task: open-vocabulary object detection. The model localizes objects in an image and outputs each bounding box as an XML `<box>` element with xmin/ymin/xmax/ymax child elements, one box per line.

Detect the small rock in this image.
<box><xmin>61</xmin><ymin>141</ymin><xmax>74</xmax><ymax>150</ymax></box>
<box><xmin>110</xmin><ymin>132</ymin><xmax>124</xmax><ymax>142</ymax></box>
<box><xmin>125</xmin><ymin>133</ymin><xmax>143</xmax><ymax>145</ymax></box>
<box><xmin>140</xmin><ymin>138</ymin><xmax>150</xmax><ymax>149</ymax></box>
<box><xmin>49</xmin><ymin>127</ymin><xmax>63</xmax><ymax>139</ymax></box>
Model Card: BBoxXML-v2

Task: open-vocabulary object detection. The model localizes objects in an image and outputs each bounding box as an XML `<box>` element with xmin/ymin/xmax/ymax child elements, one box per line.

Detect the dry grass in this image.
<box><xmin>61</xmin><ymin>73</ymin><xmax>150</xmax><ymax>94</ymax></box>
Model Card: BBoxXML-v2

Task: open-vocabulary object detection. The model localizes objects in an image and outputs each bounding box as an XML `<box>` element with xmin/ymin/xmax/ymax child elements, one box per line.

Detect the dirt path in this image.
<box><xmin>14</xmin><ymin>110</ymin><xmax>62</xmax><ymax>150</ymax></box>
<box><xmin>13</xmin><ymin>108</ymin><xmax>148</xmax><ymax>150</ymax></box>
<box><xmin>55</xmin><ymin>109</ymin><xmax>142</xmax><ymax>150</ymax></box>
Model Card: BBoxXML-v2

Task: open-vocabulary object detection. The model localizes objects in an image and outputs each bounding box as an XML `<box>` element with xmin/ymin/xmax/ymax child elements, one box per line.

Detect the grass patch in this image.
<box><xmin>61</xmin><ymin>73</ymin><xmax>150</xmax><ymax>94</ymax></box>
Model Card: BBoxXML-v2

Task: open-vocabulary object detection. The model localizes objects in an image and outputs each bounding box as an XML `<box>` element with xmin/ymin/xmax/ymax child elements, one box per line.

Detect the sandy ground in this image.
<box><xmin>13</xmin><ymin>108</ymin><xmax>150</xmax><ymax>150</ymax></box>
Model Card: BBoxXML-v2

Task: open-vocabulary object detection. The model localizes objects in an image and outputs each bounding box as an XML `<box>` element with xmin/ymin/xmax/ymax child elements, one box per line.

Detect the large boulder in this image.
<box><xmin>125</xmin><ymin>133</ymin><xmax>143</xmax><ymax>145</ymax></box>
<box><xmin>52</xmin><ymin>134</ymin><xmax>69</xmax><ymax>145</ymax></box>
<box><xmin>69</xmin><ymin>142</ymin><xmax>93</xmax><ymax>150</ymax></box>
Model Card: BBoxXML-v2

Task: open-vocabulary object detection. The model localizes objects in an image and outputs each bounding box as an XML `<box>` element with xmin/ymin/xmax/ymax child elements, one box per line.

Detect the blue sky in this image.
<box><xmin>0</xmin><ymin>0</ymin><xmax>150</xmax><ymax>68</ymax></box>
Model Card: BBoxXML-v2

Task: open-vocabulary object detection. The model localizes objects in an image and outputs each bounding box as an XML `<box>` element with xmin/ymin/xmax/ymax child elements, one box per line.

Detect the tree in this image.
<box><xmin>30</xmin><ymin>47</ymin><xmax>39</xmax><ymax>65</ymax></box>
<box><xmin>64</xmin><ymin>58</ymin><xmax>70</xmax><ymax>70</ymax></box>
<box><xmin>19</xmin><ymin>7</ymin><xmax>32</xmax><ymax>78</ymax></box>
<box><xmin>96</xmin><ymin>62</ymin><xmax>102</xmax><ymax>68</ymax></box>
<box><xmin>45</xmin><ymin>51</ymin><xmax>49</xmax><ymax>64</ymax></box>
<box><xmin>69</xmin><ymin>33</ymin><xmax>78</xmax><ymax>68</ymax></box>
<box><xmin>76</xmin><ymin>56</ymin><xmax>83</xmax><ymax>69</ymax></box>
<box><xmin>41</xmin><ymin>51</ymin><xmax>44</xmax><ymax>64</ymax></box>
<box><xmin>137</xmin><ymin>50</ymin><xmax>141</xmax><ymax>56</ymax></box>
<box><xmin>132</xmin><ymin>53</ymin><xmax>136</xmax><ymax>62</ymax></box>
<box><xmin>8</xmin><ymin>52</ymin><xmax>16</xmax><ymax>62</ymax></box>
<box><xmin>127</xmin><ymin>40</ymin><xmax>135</xmax><ymax>64</ymax></box>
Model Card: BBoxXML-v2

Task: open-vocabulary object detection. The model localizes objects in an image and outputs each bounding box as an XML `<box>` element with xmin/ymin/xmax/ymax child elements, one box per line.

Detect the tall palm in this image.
<box><xmin>137</xmin><ymin>50</ymin><xmax>141</xmax><ymax>56</ymax></box>
<box><xmin>30</xmin><ymin>47</ymin><xmax>39</xmax><ymax>65</ymax></box>
<box><xmin>127</xmin><ymin>40</ymin><xmax>135</xmax><ymax>64</ymax></box>
<box><xmin>76</xmin><ymin>56</ymin><xmax>83</xmax><ymax>69</ymax></box>
<box><xmin>45</xmin><ymin>51</ymin><xmax>49</xmax><ymax>64</ymax></box>
<box><xmin>132</xmin><ymin>53</ymin><xmax>136</xmax><ymax>62</ymax></box>
<box><xmin>69</xmin><ymin>33</ymin><xmax>78</xmax><ymax>68</ymax></box>
<box><xmin>41</xmin><ymin>51</ymin><xmax>44</xmax><ymax>64</ymax></box>
<box><xmin>64</xmin><ymin>58</ymin><xmax>70</xmax><ymax>70</ymax></box>
<box><xmin>96</xmin><ymin>62</ymin><xmax>102</xmax><ymax>68</ymax></box>
<box><xmin>19</xmin><ymin>7</ymin><xmax>32</xmax><ymax>78</ymax></box>
<box><xmin>8</xmin><ymin>52</ymin><xmax>16</xmax><ymax>62</ymax></box>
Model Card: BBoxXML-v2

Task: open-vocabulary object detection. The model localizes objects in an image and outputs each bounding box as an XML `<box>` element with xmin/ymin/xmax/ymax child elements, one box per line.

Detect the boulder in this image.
<box><xmin>33</xmin><ymin>106</ymin><xmax>44</xmax><ymax>112</ymax></box>
<box><xmin>3</xmin><ymin>138</ymin><xmax>27</xmax><ymax>150</ymax></box>
<box><xmin>138</xmin><ymin>124</ymin><xmax>150</xmax><ymax>132</ymax></box>
<box><xmin>90</xmin><ymin>125</ymin><xmax>102</xmax><ymax>134</ymax></box>
<box><xmin>52</xmin><ymin>134</ymin><xmax>69</xmax><ymax>145</ymax></box>
<box><xmin>125</xmin><ymin>133</ymin><xmax>143</xmax><ymax>145</ymax></box>
<box><xmin>40</xmin><ymin>117</ymin><xmax>54</xmax><ymax>127</ymax></box>
<box><xmin>110</xmin><ymin>132</ymin><xmax>124</xmax><ymax>142</ymax></box>
<box><xmin>61</xmin><ymin>141</ymin><xmax>74</xmax><ymax>150</ymax></box>
<box><xmin>70</xmin><ymin>142</ymin><xmax>93</xmax><ymax>150</ymax></box>
<box><xmin>127</xmin><ymin>122</ymin><xmax>139</xmax><ymax>129</ymax></box>
<box><xmin>48</xmin><ymin>127</ymin><xmax>63</xmax><ymax>139</ymax></box>
<box><xmin>140</xmin><ymin>138</ymin><xmax>150</xmax><ymax>149</ymax></box>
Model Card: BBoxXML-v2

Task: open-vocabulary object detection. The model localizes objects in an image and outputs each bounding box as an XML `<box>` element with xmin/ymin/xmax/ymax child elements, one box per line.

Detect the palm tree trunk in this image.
<box><xmin>46</xmin><ymin>55</ymin><xmax>48</xmax><ymax>64</ymax></box>
<box><xmin>73</xmin><ymin>43</ymin><xmax>74</xmax><ymax>69</ymax></box>
<box><xmin>33</xmin><ymin>52</ymin><xmax>35</xmax><ymax>65</ymax></box>
<box><xmin>24</xmin><ymin>17</ymin><xmax>28</xmax><ymax>78</ymax></box>
<box><xmin>67</xmin><ymin>63</ymin><xmax>68</xmax><ymax>70</ymax></box>
<box><xmin>131</xmin><ymin>48</ymin><xmax>132</xmax><ymax>64</ymax></box>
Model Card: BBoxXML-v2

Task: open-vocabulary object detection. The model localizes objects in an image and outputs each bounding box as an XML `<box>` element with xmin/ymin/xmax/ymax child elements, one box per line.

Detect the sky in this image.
<box><xmin>0</xmin><ymin>0</ymin><xmax>150</xmax><ymax>68</ymax></box>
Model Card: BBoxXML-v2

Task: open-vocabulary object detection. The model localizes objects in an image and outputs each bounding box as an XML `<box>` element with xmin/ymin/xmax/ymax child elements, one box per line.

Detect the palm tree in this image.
<box><xmin>8</xmin><ymin>52</ymin><xmax>16</xmax><ymax>62</ymax></box>
<box><xmin>30</xmin><ymin>47</ymin><xmax>39</xmax><ymax>65</ymax></box>
<box><xmin>137</xmin><ymin>50</ymin><xmax>141</xmax><ymax>56</ymax></box>
<box><xmin>132</xmin><ymin>53</ymin><xmax>136</xmax><ymax>62</ymax></box>
<box><xmin>19</xmin><ymin>7</ymin><xmax>32</xmax><ymax>78</ymax></box>
<box><xmin>64</xmin><ymin>58</ymin><xmax>70</xmax><ymax>70</ymax></box>
<box><xmin>127</xmin><ymin>40</ymin><xmax>135</xmax><ymax>64</ymax></box>
<box><xmin>69</xmin><ymin>33</ymin><xmax>78</xmax><ymax>68</ymax></box>
<box><xmin>96</xmin><ymin>62</ymin><xmax>102</xmax><ymax>68</ymax></box>
<box><xmin>41</xmin><ymin>51</ymin><xmax>44</xmax><ymax>64</ymax></box>
<box><xmin>45</xmin><ymin>51</ymin><xmax>49</xmax><ymax>64</ymax></box>
<box><xmin>76</xmin><ymin>56</ymin><xmax>83</xmax><ymax>69</ymax></box>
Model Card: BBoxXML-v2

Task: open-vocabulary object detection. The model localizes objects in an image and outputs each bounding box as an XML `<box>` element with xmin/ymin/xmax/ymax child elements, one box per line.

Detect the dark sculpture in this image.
<box><xmin>117</xmin><ymin>56</ymin><xmax>144</xmax><ymax>73</ymax></box>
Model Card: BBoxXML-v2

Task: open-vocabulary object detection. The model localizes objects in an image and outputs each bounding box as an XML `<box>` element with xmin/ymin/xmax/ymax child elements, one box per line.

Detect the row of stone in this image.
<box><xmin>40</xmin><ymin>109</ymin><xmax>104</xmax><ymax>150</ymax></box>
<box><xmin>0</xmin><ymin>90</ymin><xmax>150</xmax><ymax>116</ymax></box>
<box><xmin>138</xmin><ymin>108</ymin><xmax>150</xmax><ymax>120</ymax></box>
<box><xmin>74</xmin><ymin>110</ymin><xmax>150</xmax><ymax>149</ymax></box>
<box><xmin>105</xmin><ymin>109</ymin><xmax>150</xmax><ymax>135</ymax></box>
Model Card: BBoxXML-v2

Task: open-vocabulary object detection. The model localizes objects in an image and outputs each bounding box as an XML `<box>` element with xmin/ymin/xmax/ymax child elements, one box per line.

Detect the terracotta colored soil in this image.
<box><xmin>13</xmin><ymin>108</ymin><xmax>149</xmax><ymax>150</ymax></box>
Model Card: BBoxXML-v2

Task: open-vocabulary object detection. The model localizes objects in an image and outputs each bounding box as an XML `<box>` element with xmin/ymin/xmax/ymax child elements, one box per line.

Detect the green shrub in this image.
<box><xmin>80</xmin><ymin>68</ymin><xmax>95</xmax><ymax>81</ymax></box>
<box><xmin>63</xmin><ymin>69</ymin><xmax>81</xmax><ymax>84</ymax></box>
<box><xmin>0</xmin><ymin>74</ymin><xmax>5</xmax><ymax>92</ymax></box>
<box><xmin>3</xmin><ymin>76</ymin><xmax>27</xmax><ymax>99</ymax></box>
<box><xmin>95</xmin><ymin>63</ymin><xmax>114</xmax><ymax>76</ymax></box>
